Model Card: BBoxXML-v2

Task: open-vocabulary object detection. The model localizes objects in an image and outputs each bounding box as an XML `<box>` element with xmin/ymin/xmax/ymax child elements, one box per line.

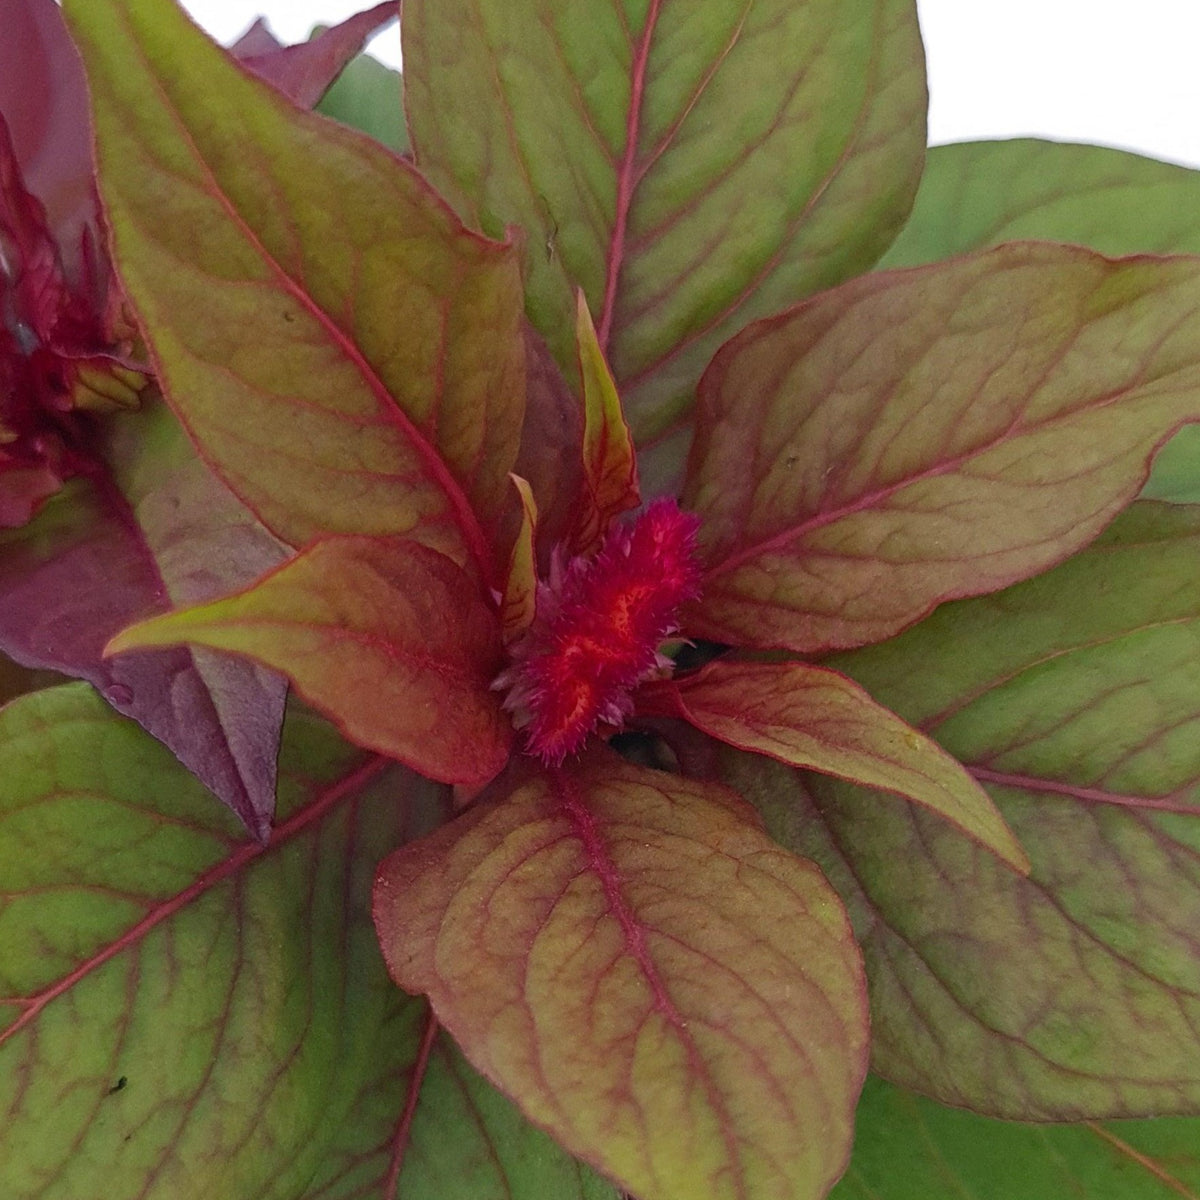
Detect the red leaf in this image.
<box><xmin>0</xmin><ymin>470</ymin><xmax>287</xmax><ymax>841</ymax></box>
<box><xmin>686</xmin><ymin>243</ymin><xmax>1200</xmax><ymax>653</ymax></box>
<box><xmin>649</xmin><ymin>658</ymin><xmax>1029</xmax><ymax>873</ymax></box>
<box><xmin>106</xmin><ymin>534</ymin><xmax>512</xmax><ymax>788</ymax></box>
<box><xmin>374</xmin><ymin>750</ymin><xmax>868</xmax><ymax>1200</ymax></box>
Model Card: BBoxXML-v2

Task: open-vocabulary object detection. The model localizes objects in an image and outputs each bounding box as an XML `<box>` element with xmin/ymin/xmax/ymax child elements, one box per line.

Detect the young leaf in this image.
<box><xmin>832</xmin><ymin>1075</ymin><xmax>1200</xmax><ymax>1200</ymax></box>
<box><xmin>402</xmin><ymin>0</ymin><xmax>926</xmax><ymax>441</ymax></box>
<box><xmin>500</xmin><ymin>475</ymin><xmax>539</xmax><ymax>641</ymax></box>
<box><xmin>727</xmin><ymin>502</ymin><xmax>1200</xmax><ymax>1120</ymax></box>
<box><xmin>686</xmin><ymin>242</ymin><xmax>1200</xmax><ymax>653</ymax></box>
<box><xmin>573</xmin><ymin>292</ymin><xmax>639</xmax><ymax>553</ymax></box>
<box><xmin>649</xmin><ymin>659</ymin><xmax>1028</xmax><ymax>873</ymax></box>
<box><xmin>107</xmin><ymin>535</ymin><xmax>511</xmax><ymax>788</ymax></box>
<box><xmin>879</xmin><ymin>138</ymin><xmax>1200</xmax><ymax>504</ymax></box>
<box><xmin>374</xmin><ymin>750</ymin><xmax>868</xmax><ymax>1200</ymax></box>
<box><xmin>62</xmin><ymin>0</ymin><xmax>525</xmax><ymax>581</ymax></box>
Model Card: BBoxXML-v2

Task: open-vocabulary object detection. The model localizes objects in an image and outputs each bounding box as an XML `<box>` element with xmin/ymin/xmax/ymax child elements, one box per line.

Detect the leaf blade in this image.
<box><xmin>685</xmin><ymin>242</ymin><xmax>1200</xmax><ymax>653</ymax></box>
<box><xmin>63</xmin><ymin>0</ymin><xmax>526</xmax><ymax>580</ymax></box>
<box><xmin>374</xmin><ymin>751</ymin><xmax>868</xmax><ymax>1200</ymax></box>
<box><xmin>106</xmin><ymin>535</ymin><xmax>511</xmax><ymax>787</ymax></box>
<box><xmin>403</xmin><ymin>0</ymin><xmax>926</xmax><ymax>441</ymax></box>
<box><xmin>833</xmin><ymin>1075</ymin><xmax>1200</xmax><ymax>1200</ymax></box>
<box><xmin>657</xmin><ymin>659</ymin><xmax>1028</xmax><ymax>873</ymax></box>
<box><xmin>728</xmin><ymin>501</ymin><xmax>1200</xmax><ymax>1120</ymax></box>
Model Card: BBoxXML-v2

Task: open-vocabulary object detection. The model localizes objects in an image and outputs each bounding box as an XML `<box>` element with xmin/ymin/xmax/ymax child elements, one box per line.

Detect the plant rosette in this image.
<box><xmin>4</xmin><ymin>1</ymin><xmax>1200</xmax><ymax>1198</ymax></box>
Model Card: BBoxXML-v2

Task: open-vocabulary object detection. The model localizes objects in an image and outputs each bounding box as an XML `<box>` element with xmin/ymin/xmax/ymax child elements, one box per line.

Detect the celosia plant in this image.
<box><xmin>4</xmin><ymin>0</ymin><xmax>1200</xmax><ymax>1197</ymax></box>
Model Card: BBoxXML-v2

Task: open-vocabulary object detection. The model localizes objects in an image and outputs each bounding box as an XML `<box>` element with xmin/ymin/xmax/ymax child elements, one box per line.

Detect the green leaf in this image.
<box><xmin>881</xmin><ymin>139</ymin><xmax>1200</xmax><ymax>271</ymax></box>
<box><xmin>107</xmin><ymin>535</ymin><xmax>512</xmax><ymax>787</ymax></box>
<box><xmin>649</xmin><ymin>659</ymin><xmax>1029</xmax><ymax>873</ymax></box>
<box><xmin>879</xmin><ymin>137</ymin><xmax>1200</xmax><ymax>505</ymax></box>
<box><xmin>374</xmin><ymin>749</ymin><xmax>868</xmax><ymax>1200</ymax></box>
<box><xmin>573</xmin><ymin>291</ymin><xmax>639</xmax><ymax>553</ymax></box>
<box><xmin>685</xmin><ymin>242</ymin><xmax>1200</xmax><ymax>654</ymax></box>
<box><xmin>726</xmin><ymin>501</ymin><xmax>1200</xmax><ymax>1120</ymax></box>
<box><xmin>314</xmin><ymin>45</ymin><xmax>409</xmax><ymax>154</ymax></box>
<box><xmin>402</xmin><ymin>0</ymin><xmax>926</xmax><ymax>441</ymax></box>
<box><xmin>62</xmin><ymin>0</ymin><xmax>525</xmax><ymax>582</ymax></box>
<box><xmin>0</xmin><ymin>684</ymin><xmax>614</xmax><ymax>1198</ymax></box>
<box><xmin>833</xmin><ymin>1075</ymin><xmax>1200</xmax><ymax>1200</ymax></box>
<box><xmin>392</xmin><ymin>1018</ymin><xmax>623</xmax><ymax>1200</ymax></box>
<box><xmin>0</xmin><ymin>684</ymin><xmax>424</xmax><ymax>1197</ymax></box>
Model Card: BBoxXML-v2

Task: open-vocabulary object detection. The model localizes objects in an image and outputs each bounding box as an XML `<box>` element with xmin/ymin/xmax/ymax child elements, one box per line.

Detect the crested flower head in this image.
<box><xmin>496</xmin><ymin>497</ymin><xmax>701</xmax><ymax>765</ymax></box>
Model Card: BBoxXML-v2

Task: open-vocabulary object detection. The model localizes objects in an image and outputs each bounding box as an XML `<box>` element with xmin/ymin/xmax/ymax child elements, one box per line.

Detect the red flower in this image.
<box><xmin>496</xmin><ymin>498</ymin><xmax>702</xmax><ymax>764</ymax></box>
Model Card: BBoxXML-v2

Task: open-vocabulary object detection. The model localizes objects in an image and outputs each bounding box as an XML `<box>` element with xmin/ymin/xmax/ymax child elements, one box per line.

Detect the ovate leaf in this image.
<box><xmin>403</xmin><ymin>0</ymin><xmax>926</xmax><ymax>441</ymax></box>
<box><xmin>374</xmin><ymin>750</ymin><xmax>868</xmax><ymax>1200</ymax></box>
<box><xmin>107</xmin><ymin>535</ymin><xmax>511</xmax><ymax>787</ymax></box>
<box><xmin>879</xmin><ymin>137</ymin><xmax>1200</xmax><ymax>504</ymax></box>
<box><xmin>0</xmin><ymin>684</ymin><xmax>433</xmax><ymax>1199</ymax></box>
<box><xmin>686</xmin><ymin>242</ymin><xmax>1200</xmax><ymax>653</ymax></box>
<box><xmin>833</xmin><ymin>1075</ymin><xmax>1200</xmax><ymax>1200</ymax></box>
<box><xmin>0</xmin><ymin>684</ymin><xmax>610</xmax><ymax>1198</ymax></box>
<box><xmin>730</xmin><ymin>501</ymin><xmax>1200</xmax><ymax>1119</ymax></box>
<box><xmin>652</xmin><ymin>659</ymin><xmax>1028</xmax><ymax>873</ymax></box>
<box><xmin>63</xmin><ymin>0</ymin><xmax>525</xmax><ymax>581</ymax></box>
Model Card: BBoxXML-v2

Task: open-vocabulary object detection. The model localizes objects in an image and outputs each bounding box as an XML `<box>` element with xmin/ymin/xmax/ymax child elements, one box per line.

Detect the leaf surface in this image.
<box><xmin>63</xmin><ymin>0</ymin><xmax>525</xmax><ymax>582</ymax></box>
<box><xmin>107</xmin><ymin>534</ymin><xmax>511</xmax><ymax>787</ymax></box>
<box><xmin>832</xmin><ymin>1075</ymin><xmax>1200</xmax><ymax>1200</ymax></box>
<box><xmin>314</xmin><ymin>39</ymin><xmax>409</xmax><ymax>154</ymax></box>
<box><xmin>724</xmin><ymin>501</ymin><xmax>1200</xmax><ymax>1119</ymax></box>
<box><xmin>0</xmin><ymin>399</ymin><xmax>288</xmax><ymax>839</ymax></box>
<box><xmin>880</xmin><ymin>137</ymin><xmax>1200</xmax><ymax>504</ymax></box>
<box><xmin>882</xmin><ymin>139</ymin><xmax>1200</xmax><ymax>271</ymax></box>
<box><xmin>685</xmin><ymin>242</ymin><xmax>1200</xmax><ymax>653</ymax></box>
<box><xmin>236</xmin><ymin>2</ymin><xmax>397</xmax><ymax>110</ymax></box>
<box><xmin>374</xmin><ymin>751</ymin><xmax>868</xmax><ymax>1200</ymax></box>
<box><xmin>573</xmin><ymin>292</ymin><xmax>639</xmax><ymax>553</ymax></box>
<box><xmin>402</xmin><ymin>0</ymin><xmax>926</xmax><ymax>441</ymax></box>
<box><xmin>0</xmin><ymin>684</ymin><xmax>611</xmax><ymax>1199</ymax></box>
<box><xmin>651</xmin><ymin>659</ymin><xmax>1028</xmax><ymax>872</ymax></box>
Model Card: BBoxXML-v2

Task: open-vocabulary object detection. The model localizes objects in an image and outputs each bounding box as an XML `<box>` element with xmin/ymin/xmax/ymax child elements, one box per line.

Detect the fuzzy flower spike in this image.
<box><xmin>496</xmin><ymin>497</ymin><xmax>702</xmax><ymax>765</ymax></box>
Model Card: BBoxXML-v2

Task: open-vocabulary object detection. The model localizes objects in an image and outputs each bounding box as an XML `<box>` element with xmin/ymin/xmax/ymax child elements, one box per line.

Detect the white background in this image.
<box><xmin>180</xmin><ymin>0</ymin><xmax>1200</xmax><ymax>170</ymax></box>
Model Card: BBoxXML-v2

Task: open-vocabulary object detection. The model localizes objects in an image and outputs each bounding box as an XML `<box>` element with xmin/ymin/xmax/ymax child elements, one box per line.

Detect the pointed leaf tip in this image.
<box><xmin>107</xmin><ymin>535</ymin><xmax>511</xmax><ymax>787</ymax></box>
<box><xmin>661</xmin><ymin>659</ymin><xmax>1030</xmax><ymax>875</ymax></box>
<box><xmin>573</xmin><ymin>291</ymin><xmax>639</xmax><ymax>554</ymax></box>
